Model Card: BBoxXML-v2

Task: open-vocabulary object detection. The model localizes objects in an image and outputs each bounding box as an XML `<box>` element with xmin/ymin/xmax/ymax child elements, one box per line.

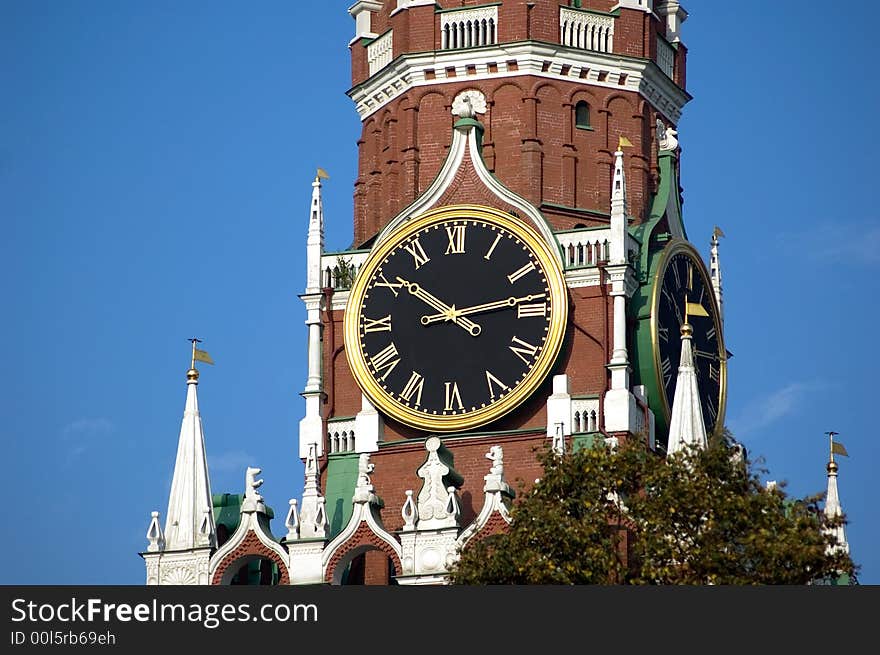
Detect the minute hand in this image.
<box><xmin>421</xmin><ymin>294</ymin><xmax>545</xmax><ymax>325</ymax></box>
<box><xmin>396</xmin><ymin>277</ymin><xmax>482</xmax><ymax>337</ymax></box>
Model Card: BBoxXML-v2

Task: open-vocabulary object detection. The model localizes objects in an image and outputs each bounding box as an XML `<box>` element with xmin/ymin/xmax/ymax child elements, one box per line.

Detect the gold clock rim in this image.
<box><xmin>343</xmin><ymin>204</ymin><xmax>569</xmax><ymax>433</ymax></box>
<box><xmin>648</xmin><ymin>238</ymin><xmax>727</xmax><ymax>438</ymax></box>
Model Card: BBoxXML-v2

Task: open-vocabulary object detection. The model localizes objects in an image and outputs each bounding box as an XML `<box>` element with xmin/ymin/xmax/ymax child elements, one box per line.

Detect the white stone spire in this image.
<box><xmin>604</xmin><ymin>144</ymin><xmax>640</xmax><ymax>436</ymax></box>
<box><xmin>162</xmin><ymin>360</ymin><xmax>216</xmax><ymax>551</ymax></box>
<box><xmin>306</xmin><ymin>170</ymin><xmax>326</xmax><ymax>295</ymax></box>
<box><xmin>300</xmin><ymin>170</ymin><xmax>327</xmax><ymax>458</ymax></box>
<box><xmin>710</xmin><ymin>227</ymin><xmax>724</xmax><ymax>323</ymax></box>
<box><xmin>823</xmin><ymin>433</ymin><xmax>849</xmax><ymax>555</ymax></box>
<box><xmin>666</xmin><ymin>323</ymin><xmax>708</xmax><ymax>455</ymax></box>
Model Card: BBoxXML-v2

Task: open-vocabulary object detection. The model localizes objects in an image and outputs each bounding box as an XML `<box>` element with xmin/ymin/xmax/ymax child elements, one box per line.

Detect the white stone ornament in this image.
<box><xmin>657</xmin><ymin>118</ymin><xmax>678</xmax><ymax>151</ymax></box>
<box><xmin>146</xmin><ymin>511</ymin><xmax>165</xmax><ymax>552</ymax></box>
<box><xmin>452</xmin><ymin>89</ymin><xmax>487</xmax><ymax>118</ymax></box>
<box><xmin>401</xmin><ymin>490</ymin><xmax>417</xmax><ymax>531</ymax></box>
<box><xmin>416</xmin><ymin>437</ymin><xmax>462</xmax><ymax>529</ymax></box>
<box><xmin>285</xmin><ymin>499</ymin><xmax>300</xmax><ymax>541</ymax></box>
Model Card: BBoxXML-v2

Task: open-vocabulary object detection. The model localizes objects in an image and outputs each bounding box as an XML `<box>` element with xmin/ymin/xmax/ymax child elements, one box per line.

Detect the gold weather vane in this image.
<box><xmin>189</xmin><ymin>338</ymin><xmax>215</xmax><ymax>369</ymax></box>
<box><xmin>825</xmin><ymin>431</ymin><xmax>849</xmax><ymax>462</ymax></box>
<box><xmin>316</xmin><ymin>167</ymin><xmax>330</xmax><ymax>182</ymax></box>
<box><xmin>618</xmin><ymin>136</ymin><xmax>633</xmax><ymax>149</ymax></box>
<box><xmin>713</xmin><ymin>226</ymin><xmax>726</xmax><ymax>239</ymax></box>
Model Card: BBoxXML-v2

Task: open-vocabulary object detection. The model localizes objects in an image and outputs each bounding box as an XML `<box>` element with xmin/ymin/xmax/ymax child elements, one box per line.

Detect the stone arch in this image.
<box><xmin>485</xmin><ymin>79</ymin><xmax>525</xmax><ymax>103</ymax></box>
<box><xmin>324</xmin><ymin>522</ymin><xmax>402</xmax><ymax>585</ymax></box>
<box><xmin>602</xmin><ymin>92</ymin><xmax>636</xmax><ymax>113</ymax></box>
<box><xmin>210</xmin><ymin>531</ymin><xmax>290</xmax><ymax>585</ymax></box>
<box><xmin>565</xmin><ymin>86</ymin><xmax>598</xmax><ymax>105</ymax></box>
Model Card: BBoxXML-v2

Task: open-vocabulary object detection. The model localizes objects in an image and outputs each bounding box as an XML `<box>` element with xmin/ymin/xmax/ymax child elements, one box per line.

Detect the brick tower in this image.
<box><xmin>296</xmin><ymin>0</ymin><xmax>709</xmax><ymax>584</ymax></box>
<box><xmin>145</xmin><ymin>1</ymin><xmax>731</xmax><ymax>586</ymax></box>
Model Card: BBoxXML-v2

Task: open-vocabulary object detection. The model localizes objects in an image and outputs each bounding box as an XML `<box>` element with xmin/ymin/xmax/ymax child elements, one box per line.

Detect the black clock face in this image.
<box><xmin>655</xmin><ymin>246</ymin><xmax>726</xmax><ymax>436</ymax></box>
<box><xmin>344</xmin><ymin>206</ymin><xmax>567</xmax><ymax>432</ymax></box>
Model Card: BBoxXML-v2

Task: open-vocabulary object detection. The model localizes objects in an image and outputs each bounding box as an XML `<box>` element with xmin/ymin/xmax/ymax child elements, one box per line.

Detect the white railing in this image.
<box><xmin>556</xmin><ymin>228</ymin><xmax>640</xmax><ymax>269</ymax></box>
<box><xmin>572</xmin><ymin>397</ymin><xmax>600</xmax><ymax>433</ymax></box>
<box><xmin>441</xmin><ymin>6</ymin><xmax>497</xmax><ymax>49</ymax></box>
<box><xmin>328</xmin><ymin>419</ymin><xmax>357</xmax><ymax>454</ymax></box>
<box><xmin>560</xmin><ymin>7</ymin><xmax>614</xmax><ymax>53</ymax></box>
<box><xmin>657</xmin><ymin>37</ymin><xmax>675</xmax><ymax>79</ymax></box>
<box><xmin>557</xmin><ymin>229</ymin><xmax>611</xmax><ymax>268</ymax></box>
<box><xmin>368</xmin><ymin>30</ymin><xmax>393</xmax><ymax>76</ymax></box>
<box><xmin>321</xmin><ymin>251</ymin><xmax>369</xmax><ymax>290</ymax></box>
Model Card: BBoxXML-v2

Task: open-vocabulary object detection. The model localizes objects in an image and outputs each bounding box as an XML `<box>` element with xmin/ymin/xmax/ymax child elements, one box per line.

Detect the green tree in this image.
<box><xmin>449</xmin><ymin>435</ymin><xmax>856</xmax><ymax>584</ymax></box>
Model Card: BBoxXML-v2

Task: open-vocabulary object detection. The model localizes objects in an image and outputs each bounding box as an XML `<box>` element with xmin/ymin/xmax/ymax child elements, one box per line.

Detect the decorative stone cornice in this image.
<box><xmin>348</xmin><ymin>40</ymin><xmax>690</xmax><ymax>122</ymax></box>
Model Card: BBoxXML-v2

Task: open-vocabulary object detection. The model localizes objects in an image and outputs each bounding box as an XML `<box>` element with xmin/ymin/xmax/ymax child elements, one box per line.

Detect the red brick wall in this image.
<box><xmin>347</xmin><ymin>2</ymin><xmax>685</xmax><ymax>246</ymax></box>
<box><xmin>353</xmin><ymin>78</ymin><xmax>664</xmax><ymax>246</ymax></box>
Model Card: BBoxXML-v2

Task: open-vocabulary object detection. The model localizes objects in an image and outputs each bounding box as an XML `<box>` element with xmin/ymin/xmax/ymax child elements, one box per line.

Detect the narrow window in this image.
<box><xmin>575</xmin><ymin>101</ymin><xmax>591</xmax><ymax>129</ymax></box>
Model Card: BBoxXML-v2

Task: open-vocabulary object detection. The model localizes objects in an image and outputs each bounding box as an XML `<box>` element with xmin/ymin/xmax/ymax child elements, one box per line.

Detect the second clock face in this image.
<box><xmin>344</xmin><ymin>205</ymin><xmax>568</xmax><ymax>433</ymax></box>
<box><xmin>653</xmin><ymin>241</ymin><xmax>726</xmax><ymax>437</ymax></box>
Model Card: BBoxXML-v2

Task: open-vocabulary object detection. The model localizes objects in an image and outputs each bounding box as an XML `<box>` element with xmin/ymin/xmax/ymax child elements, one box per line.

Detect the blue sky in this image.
<box><xmin>2</xmin><ymin>1</ymin><xmax>877</xmax><ymax>585</ymax></box>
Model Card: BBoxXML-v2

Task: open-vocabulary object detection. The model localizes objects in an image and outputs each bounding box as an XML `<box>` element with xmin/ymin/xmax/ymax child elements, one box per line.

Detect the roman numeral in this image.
<box><xmin>672</xmin><ymin>261</ymin><xmax>681</xmax><ymax>288</ymax></box>
<box><xmin>370</xmin><ymin>343</ymin><xmax>400</xmax><ymax>381</ymax></box>
<box><xmin>662</xmin><ymin>286</ymin><xmax>676</xmax><ymax>308</ymax></box>
<box><xmin>687</xmin><ymin>262</ymin><xmax>693</xmax><ymax>291</ymax></box>
<box><xmin>661</xmin><ymin>356</ymin><xmax>672</xmax><ymax>387</ymax></box>
<box><xmin>484</xmin><ymin>233</ymin><xmax>502</xmax><ymax>260</ymax></box>
<box><xmin>445</xmin><ymin>225</ymin><xmax>466</xmax><ymax>255</ymax></box>
<box><xmin>400</xmin><ymin>371</ymin><xmax>425</xmax><ymax>406</ymax></box>
<box><xmin>507</xmin><ymin>261</ymin><xmax>535</xmax><ymax>284</ymax></box>
<box><xmin>658</xmin><ymin>326</ymin><xmax>669</xmax><ymax>343</ymax></box>
<box><xmin>509</xmin><ymin>336</ymin><xmax>538</xmax><ymax>365</ymax></box>
<box><xmin>403</xmin><ymin>238</ymin><xmax>430</xmax><ymax>269</ymax></box>
<box><xmin>517</xmin><ymin>302</ymin><xmax>547</xmax><ymax>318</ymax></box>
<box><xmin>485</xmin><ymin>370</ymin><xmax>509</xmax><ymax>400</ymax></box>
<box><xmin>444</xmin><ymin>381</ymin><xmax>464</xmax><ymax>411</ymax></box>
<box><xmin>709</xmin><ymin>363</ymin><xmax>720</xmax><ymax>383</ymax></box>
<box><xmin>363</xmin><ymin>315</ymin><xmax>392</xmax><ymax>333</ymax></box>
<box><xmin>374</xmin><ymin>272</ymin><xmax>403</xmax><ymax>297</ymax></box>
<box><xmin>706</xmin><ymin>327</ymin><xmax>716</xmax><ymax>341</ymax></box>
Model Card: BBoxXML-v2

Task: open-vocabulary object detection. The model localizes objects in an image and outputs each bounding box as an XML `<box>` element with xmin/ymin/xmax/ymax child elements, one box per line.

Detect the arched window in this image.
<box><xmin>575</xmin><ymin>100</ymin><xmax>591</xmax><ymax>129</ymax></box>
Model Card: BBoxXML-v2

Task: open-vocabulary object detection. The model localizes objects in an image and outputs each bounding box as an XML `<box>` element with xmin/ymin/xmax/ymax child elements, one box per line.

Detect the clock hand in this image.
<box><xmin>395</xmin><ymin>277</ymin><xmax>482</xmax><ymax>337</ymax></box>
<box><xmin>420</xmin><ymin>293</ymin><xmax>546</xmax><ymax>325</ymax></box>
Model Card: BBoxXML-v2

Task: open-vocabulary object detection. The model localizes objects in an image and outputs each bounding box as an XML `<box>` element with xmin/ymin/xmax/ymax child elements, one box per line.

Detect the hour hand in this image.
<box><xmin>421</xmin><ymin>294</ymin><xmax>545</xmax><ymax>325</ymax></box>
<box><xmin>396</xmin><ymin>277</ymin><xmax>482</xmax><ymax>337</ymax></box>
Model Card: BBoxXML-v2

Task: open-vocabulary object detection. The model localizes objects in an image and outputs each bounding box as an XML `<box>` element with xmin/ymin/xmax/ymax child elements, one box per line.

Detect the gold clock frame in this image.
<box><xmin>649</xmin><ymin>238</ymin><xmax>727</xmax><ymax>437</ymax></box>
<box><xmin>343</xmin><ymin>204</ymin><xmax>569</xmax><ymax>433</ymax></box>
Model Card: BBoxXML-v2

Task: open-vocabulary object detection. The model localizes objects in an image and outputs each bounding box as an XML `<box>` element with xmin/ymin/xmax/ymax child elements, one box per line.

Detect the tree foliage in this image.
<box><xmin>449</xmin><ymin>435</ymin><xmax>856</xmax><ymax>585</ymax></box>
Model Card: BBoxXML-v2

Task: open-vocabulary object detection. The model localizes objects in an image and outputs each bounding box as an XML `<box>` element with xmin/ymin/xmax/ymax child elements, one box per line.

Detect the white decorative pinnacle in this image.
<box><xmin>710</xmin><ymin>228</ymin><xmax>724</xmax><ymax>323</ymax></box>
<box><xmin>416</xmin><ymin>437</ymin><xmax>462</xmax><ymax>530</ymax></box>
<box><xmin>306</xmin><ymin>173</ymin><xmax>325</xmax><ymax>294</ymax></box>
<box><xmin>552</xmin><ymin>422</ymin><xmax>566</xmax><ymax>455</ymax></box>
<box><xmin>146</xmin><ymin>511</ymin><xmax>165</xmax><ymax>552</ymax></box>
<box><xmin>666</xmin><ymin>324</ymin><xmax>708</xmax><ymax>456</ymax></box>
<box><xmin>610</xmin><ymin>148</ymin><xmax>627</xmax><ymax>257</ymax></box>
<box><xmin>285</xmin><ymin>499</ymin><xmax>300</xmax><ymax>541</ymax></box>
<box><xmin>824</xmin><ymin>459</ymin><xmax>849</xmax><ymax>555</ymax></box>
<box><xmin>163</xmin><ymin>368</ymin><xmax>215</xmax><ymax>551</ymax></box>
<box><xmin>299</xmin><ymin>443</ymin><xmax>329</xmax><ymax>538</ymax></box>
<box><xmin>401</xmin><ymin>490</ymin><xmax>417</xmax><ymax>531</ymax></box>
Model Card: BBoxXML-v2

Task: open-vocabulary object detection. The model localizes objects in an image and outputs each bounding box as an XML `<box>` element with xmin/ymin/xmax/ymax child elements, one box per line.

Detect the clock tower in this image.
<box><xmin>145</xmin><ymin>0</ymin><xmax>729</xmax><ymax>586</ymax></box>
<box><xmin>294</xmin><ymin>0</ymin><xmax>715</xmax><ymax>584</ymax></box>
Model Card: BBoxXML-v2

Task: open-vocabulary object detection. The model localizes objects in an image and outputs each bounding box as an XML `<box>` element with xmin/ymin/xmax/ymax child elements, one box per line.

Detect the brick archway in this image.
<box><xmin>325</xmin><ymin>523</ymin><xmax>402</xmax><ymax>585</ymax></box>
<box><xmin>211</xmin><ymin>531</ymin><xmax>290</xmax><ymax>585</ymax></box>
